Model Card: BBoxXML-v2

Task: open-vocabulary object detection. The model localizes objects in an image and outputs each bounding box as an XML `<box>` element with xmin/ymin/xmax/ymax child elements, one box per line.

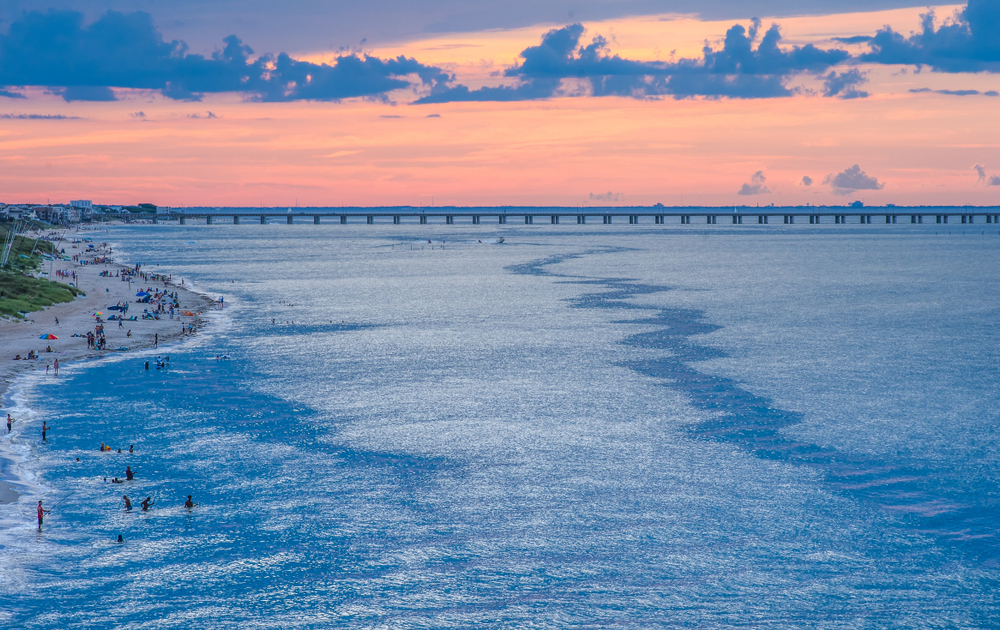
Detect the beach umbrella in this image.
<box><xmin>39</xmin><ymin>334</ymin><xmax>58</xmax><ymax>340</ymax></box>
<box><xmin>136</xmin><ymin>291</ymin><xmax>149</xmax><ymax>297</ymax></box>
<box><xmin>93</xmin><ymin>311</ymin><xmax>103</xmax><ymax>316</ymax></box>
<box><xmin>181</xmin><ymin>311</ymin><xmax>195</xmax><ymax>316</ymax></box>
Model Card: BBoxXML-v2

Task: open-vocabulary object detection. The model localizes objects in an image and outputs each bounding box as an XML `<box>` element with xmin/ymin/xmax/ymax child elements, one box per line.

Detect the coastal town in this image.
<box><xmin>0</xmin><ymin>200</ymin><xmax>162</xmax><ymax>225</ymax></box>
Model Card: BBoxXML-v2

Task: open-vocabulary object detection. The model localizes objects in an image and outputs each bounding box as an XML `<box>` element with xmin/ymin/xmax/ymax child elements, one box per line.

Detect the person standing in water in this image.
<box><xmin>123</xmin><ymin>495</ymin><xmax>132</xmax><ymax>511</ymax></box>
<box><xmin>54</xmin><ymin>359</ymin><xmax>58</xmax><ymax>375</ymax></box>
<box><xmin>37</xmin><ymin>500</ymin><xmax>50</xmax><ymax>530</ymax></box>
<box><xmin>6</xmin><ymin>414</ymin><xmax>11</xmax><ymax>434</ymax></box>
<box><xmin>140</xmin><ymin>496</ymin><xmax>154</xmax><ymax>511</ymax></box>
<box><xmin>125</xmin><ymin>466</ymin><xmax>134</xmax><ymax>481</ymax></box>
<box><xmin>42</xmin><ymin>421</ymin><xmax>48</xmax><ymax>441</ymax></box>
<box><xmin>184</xmin><ymin>495</ymin><xmax>197</xmax><ymax>508</ymax></box>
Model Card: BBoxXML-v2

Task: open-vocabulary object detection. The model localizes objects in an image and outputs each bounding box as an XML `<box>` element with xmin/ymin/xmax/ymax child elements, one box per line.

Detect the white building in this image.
<box><xmin>70</xmin><ymin>200</ymin><xmax>93</xmax><ymax>210</ymax></box>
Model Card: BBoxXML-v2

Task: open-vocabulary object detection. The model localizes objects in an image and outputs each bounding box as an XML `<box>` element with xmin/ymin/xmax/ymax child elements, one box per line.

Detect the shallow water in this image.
<box><xmin>1</xmin><ymin>223</ymin><xmax>998</xmax><ymax>628</ymax></box>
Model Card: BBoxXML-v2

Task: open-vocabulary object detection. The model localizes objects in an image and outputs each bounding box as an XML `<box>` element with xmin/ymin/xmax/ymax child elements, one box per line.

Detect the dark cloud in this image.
<box><xmin>0</xmin><ymin>113</ymin><xmax>78</xmax><ymax>119</ymax></box>
<box><xmin>0</xmin><ymin>1</ymin><xmax>921</xmax><ymax>56</ymax></box>
<box><xmin>801</xmin><ymin>175</ymin><xmax>813</xmax><ymax>186</ymax></box>
<box><xmin>414</xmin><ymin>78</ymin><xmax>560</xmax><ymax>104</ymax></box>
<box><xmin>832</xmin><ymin>35</ymin><xmax>874</xmax><ymax>44</ymax></box>
<box><xmin>54</xmin><ymin>85</ymin><xmax>117</xmax><ymax>101</ymax></box>
<box><xmin>738</xmin><ymin>170</ymin><xmax>771</xmax><ymax>195</ymax></box>
<box><xmin>861</xmin><ymin>1</ymin><xmax>1000</xmax><ymax>73</ymax></box>
<box><xmin>989</xmin><ymin>175</ymin><xmax>1000</xmax><ymax>186</ymax></box>
<box><xmin>131</xmin><ymin>111</ymin><xmax>145</xmax><ymax>118</ymax></box>
<box><xmin>0</xmin><ymin>10</ymin><xmax>448</xmax><ymax>102</ymax></box>
<box><xmin>419</xmin><ymin>21</ymin><xmax>849</xmax><ymax>103</ymax></box>
<box><xmin>974</xmin><ymin>164</ymin><xmax>986</xmax><ymax>182</ymax></box>
<box><xmin>822</xmin><ymin>69</ymin><xmax>868</xmax><ymax>99</ymax></box>
<box><xmin>909</xmin><ymin>87</ymin><xmax>998</xmax><ymax>96</ymax></box>
<box><xmin>823</xmin><ymin>164</ymin><xmax>884</xmax><ymax>195</ymax></box>
<box><xmin>255</xmin><ymin>52</ymin><xmax>448</xmax><ymax>102</ymax></box>
<box><xmin>0</xmin><ymin>89</ymin><xmax>26</xmax><ymax>98</ymax></box>
<box><xmin>590</xmin><ymin>192</ymin><xmax>624</xmax><ymax>202</ymax></box>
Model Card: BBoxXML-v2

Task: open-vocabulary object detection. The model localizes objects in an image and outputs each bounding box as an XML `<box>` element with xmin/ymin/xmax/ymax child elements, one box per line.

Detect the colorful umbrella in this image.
<box><xmin>93</xmin><ymin>312</ymin><xmax>103</xmax><ymax>316</ymax></box>
<box><xmin>39</xmin><ymin>334</ymin><xmax>58</xmax><ymax>340</ymax></box>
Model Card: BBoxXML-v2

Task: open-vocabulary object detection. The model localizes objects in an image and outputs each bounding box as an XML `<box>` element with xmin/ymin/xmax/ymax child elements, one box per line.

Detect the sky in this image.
<box><xmin>1</xmin><ymin>0</ymin><xmax>999</xmax><ymax>207</ymax></box>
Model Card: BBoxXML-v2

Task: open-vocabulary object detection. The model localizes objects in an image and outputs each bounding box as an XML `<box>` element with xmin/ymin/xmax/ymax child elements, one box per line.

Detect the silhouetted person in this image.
<box><xmin>123</xmin><ymin>494</ymin><xmax>132</xmax><ymax>511</ymax></box>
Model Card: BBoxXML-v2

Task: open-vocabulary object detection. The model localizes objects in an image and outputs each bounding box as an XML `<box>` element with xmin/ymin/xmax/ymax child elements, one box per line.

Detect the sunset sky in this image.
<box><xmin>1</xmin><ymin>0</ymin><xmax>999</xmax><ymax>207</ymax></box>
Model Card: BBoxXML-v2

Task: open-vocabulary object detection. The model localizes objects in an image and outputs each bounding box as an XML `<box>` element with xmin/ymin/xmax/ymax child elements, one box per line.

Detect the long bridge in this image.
<box><xmin>103</xmin><ymin>208</ymin><xmax>1000</xmax><ymax>226</ymax></box>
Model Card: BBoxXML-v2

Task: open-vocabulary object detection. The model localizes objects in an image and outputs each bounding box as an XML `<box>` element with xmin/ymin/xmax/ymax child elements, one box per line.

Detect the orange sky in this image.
<box><xmin>2</xmin><ymin>4</ymin><xmax>999</xmax><ymax>207</ymax></box>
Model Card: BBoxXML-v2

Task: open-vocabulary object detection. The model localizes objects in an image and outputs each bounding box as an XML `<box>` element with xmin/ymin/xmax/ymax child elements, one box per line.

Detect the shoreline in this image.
<box><xmin>0</xmin><ymin>231</ymin><xmax>217</xmax><ymax>504</ymax></box>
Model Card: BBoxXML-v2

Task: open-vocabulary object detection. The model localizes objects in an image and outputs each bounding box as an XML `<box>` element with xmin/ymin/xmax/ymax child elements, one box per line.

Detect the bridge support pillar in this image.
<box><xmin>578</xmin><ymin>215</ymin><xmax>586</xmax><ymax>224</ymax></box>
<box><xmin>498</xmin><ymin>215</ymin><xmax>506</xmax><ymax>224</ymax></box>
<box><xmin>340</xmin><ymin>215</ymin><xmax>347</xmax><ymax>224</ymax></box>
<box><xmin>260</xmin><ymin>216</ymin><xmax>267</xmax><ymax>224</ymax></box>
<box><xmin>551</xmin><ymin>215</ymin><xmax>559</xmax><ymax>224</ymax></box>
<box><xmin>180</xmin><ymin>216</ymin><xmax>186</xmax><ymax>224</ymax></box>
<box><xmin>393</xmin><ymin>216</ymin><xmax>401</xmax><ymax>224</ymax></box>
<box><xmin>286</xmin><ymin>216</ymin><xmax>293</xmax><ymax>225</ymax></box>
<box><xmin>234</xmin><ymin>216</ymin><xmax>240</xmax><ymax>225</ymax></box>
<box><xmin>419</xmin><ymin>215</ymin><xmax>427</xmax><ymax>224</ymax></box>
<box><xmin>206</xmin><ymin>215</ymin><xmax>213</xmax><ymax>225</ymax></box>
<box><xmin>446</xmin><ymin>216</ymin><xmax>454</xmax><ymax>224</ymax></box>
<box><xmin>366</xmin><ymin>216</ymin><xmax>374</xmax><ymax>224</ymax></box>
<box><xmin>472</xmin><ymin>216</ymin><xmax>480</xmax><ymax>224</ymax></box>
<box><xmin>603</xmin><ymin>215</ymin><xmax>612</xmax><ymax>224</ymax></box>
<box><xmin>314</xmin><ymin>216</ymin><xmax>320</xmax><ymax>224</ymax></box>
<box><xmin>525</xmin><ymin>215</ymin><xmax>533</xmax><ymax>224</ymax></box>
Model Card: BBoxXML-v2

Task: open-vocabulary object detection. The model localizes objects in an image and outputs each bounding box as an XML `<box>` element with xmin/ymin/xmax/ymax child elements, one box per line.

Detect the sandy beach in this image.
<box><xmin>0</xmin><ymin>230</ymin><xmax>216</xmax><ymax>504</ymax></box>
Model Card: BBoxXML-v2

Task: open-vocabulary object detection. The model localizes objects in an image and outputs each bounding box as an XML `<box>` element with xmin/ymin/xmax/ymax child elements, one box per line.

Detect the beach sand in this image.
<box><xmin>0</xmin><ymin>231</ymin><xmax>216</xmax><ymax>504</ymax></box>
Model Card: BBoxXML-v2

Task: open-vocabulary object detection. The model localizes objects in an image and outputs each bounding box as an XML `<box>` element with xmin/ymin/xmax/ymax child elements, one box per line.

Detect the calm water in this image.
<box><xmin>1</xmin><ymin>223</ymin><xmax>998</xmax><ymax>628</ymax></box>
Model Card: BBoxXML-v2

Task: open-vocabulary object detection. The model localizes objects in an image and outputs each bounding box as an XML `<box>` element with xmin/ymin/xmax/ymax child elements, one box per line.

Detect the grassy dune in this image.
<box><xmin>0</xmin><ymin>228</ymin><xmax>82</xmax><ymax>318</ymax></box>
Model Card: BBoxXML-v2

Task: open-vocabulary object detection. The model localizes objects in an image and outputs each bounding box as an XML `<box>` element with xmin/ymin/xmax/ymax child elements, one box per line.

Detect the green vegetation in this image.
<box><xmin>0</xmin><ymin>228</ymin><xmax>82</xmax><ymax>319</ymax></box>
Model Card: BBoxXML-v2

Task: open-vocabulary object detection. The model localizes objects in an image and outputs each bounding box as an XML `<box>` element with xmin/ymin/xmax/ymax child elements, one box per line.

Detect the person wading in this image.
<box><xmin>37</xmin><ymin>500</ymin><xmax>50</xmax><ymax>530</ymax></box>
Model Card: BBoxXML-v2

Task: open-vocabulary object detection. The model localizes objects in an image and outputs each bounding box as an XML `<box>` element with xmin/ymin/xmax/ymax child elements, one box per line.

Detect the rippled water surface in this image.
<box><xmin>1</xmin><ymin>223</ymin><xmax>998</xmax><ymax>628</ymax></box>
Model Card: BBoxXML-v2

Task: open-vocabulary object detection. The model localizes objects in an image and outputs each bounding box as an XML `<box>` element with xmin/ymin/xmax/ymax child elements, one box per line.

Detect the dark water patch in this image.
<box><xmin>508</xmin><ymin>253</ymin><xmax>1000</xmax><ymax>564</ymax></box>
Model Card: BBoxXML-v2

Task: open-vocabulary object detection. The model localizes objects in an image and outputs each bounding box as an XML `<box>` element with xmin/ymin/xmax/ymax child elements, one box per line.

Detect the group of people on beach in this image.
<box><xmin>87</xmin><ymin>325</ymin><xmax>106</xmax><ymax>350</ymax></box>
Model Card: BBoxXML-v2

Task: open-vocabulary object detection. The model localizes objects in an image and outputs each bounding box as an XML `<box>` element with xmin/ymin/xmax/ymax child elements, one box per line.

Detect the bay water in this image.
<box><xmin>0</xmin><ymin>222</ymin><xmax>998</xmax><ymax>628</ymax></box>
